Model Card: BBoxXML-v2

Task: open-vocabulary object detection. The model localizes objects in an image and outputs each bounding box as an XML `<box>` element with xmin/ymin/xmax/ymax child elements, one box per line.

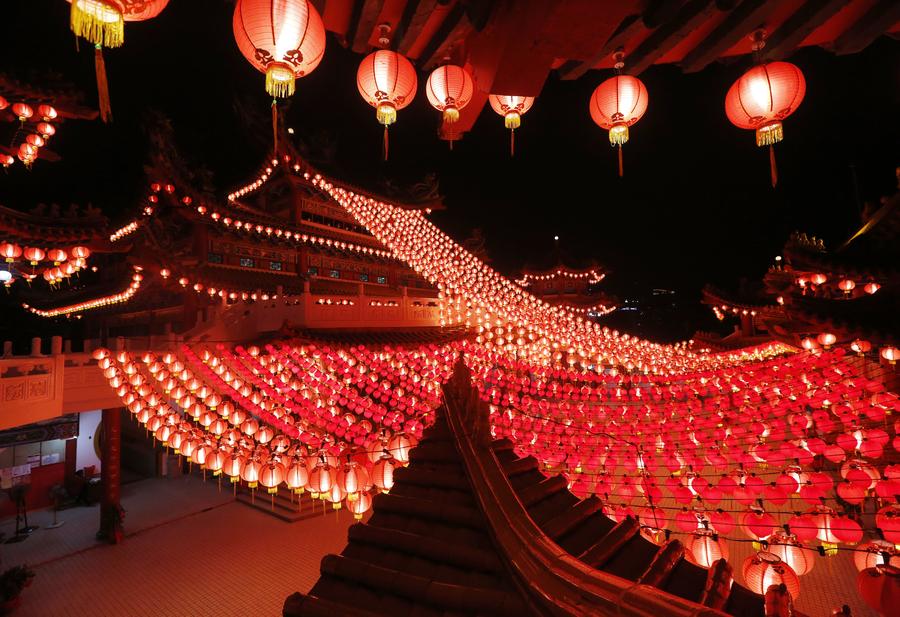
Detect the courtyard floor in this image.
<box><xmin>0</xmin><ymin>475</ymin><xmax>357</xmax><ymax>617</ymax></box>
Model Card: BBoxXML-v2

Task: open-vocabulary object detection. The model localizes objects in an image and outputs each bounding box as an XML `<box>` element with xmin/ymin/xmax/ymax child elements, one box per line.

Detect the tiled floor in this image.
<box><xmin>1</xmin><ymin>476</ymin><xmax>358</xmax><ymax>617</ymax></box>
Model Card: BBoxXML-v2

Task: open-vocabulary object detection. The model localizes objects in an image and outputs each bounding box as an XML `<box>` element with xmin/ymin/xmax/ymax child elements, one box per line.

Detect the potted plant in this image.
<box><xmin>0</xmin><ymin>565</ymin><xmax>35</xmax><ymax>614</ymax></box>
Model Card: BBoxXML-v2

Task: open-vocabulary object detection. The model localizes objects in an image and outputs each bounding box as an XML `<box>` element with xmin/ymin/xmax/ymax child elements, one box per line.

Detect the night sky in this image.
<box><xmin>2</xmin><ymin>1</ymin><xmax>898</xmax><ymax>339</ymax></box>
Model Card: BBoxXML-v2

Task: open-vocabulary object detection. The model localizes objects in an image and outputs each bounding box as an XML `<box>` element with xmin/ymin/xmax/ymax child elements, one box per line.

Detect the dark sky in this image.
<box><xmin>2</xmin><ymin>1</ymin><xmax>898</xmax><ymax>336</ymax></box>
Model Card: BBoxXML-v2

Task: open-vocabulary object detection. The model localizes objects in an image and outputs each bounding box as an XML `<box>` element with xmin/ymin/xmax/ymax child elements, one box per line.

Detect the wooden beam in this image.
<box><xmin>343</xmin><ymin>0</ymin><xmax>366</xmax><ymax>49</ymax></box>
<box><xmin>680</xmin><ymin>0</ymin><xmax>773</xmax><ymax>73</ymax></box>
<box><xmin>350</xmin><ymin>0</ymin><xmax>386</xmax><ymax>54</ymax></box>
<box><xmin>418</xmin><ymin>2</ymin><xmax>466</xmax><ymax>68</ymax></box>
<box><xmin>393</xmin><ymin>0</ymin><xmax>436</xmax><ymax>52</ymax></box>
<box><xmin>761</xmin><ymin>0</ymin><xmax>851</xmax><ymax>61</ymax></box>
<box><xmin>833</xmin><ymin>0</ymin><xmax>900</xmax><ymax>55</ymax></box>
<box><xmin>557</xmin><ymin>14</ymin><xmax>645</xmax><ymax>81</ymax></box>
<box><xmin>626</xmin><ymin>0</ymin><xmax>720</xmax><ymax>76</ymax></box>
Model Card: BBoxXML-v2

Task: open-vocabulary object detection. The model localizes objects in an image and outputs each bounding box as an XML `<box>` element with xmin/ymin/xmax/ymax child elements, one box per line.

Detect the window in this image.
<box><xmin>239</xmin><ymin>257</ymin><xmax>256</xmax><ymax>268</ymax></box>
<box><xmin>307</xmin><ymin>266</ymin><xmax>318</xmax><ymax>276</ymax></box>
<box><xmin>376</xmin><ymin>276</ymin><xmax>387</xmax><ymax>284</ymax></box>
<box><xmin>207</xmin><ymin>252</ymin><xmax>223</xmax><ymax>264</ymax></box>
<box><xmin>329</xmin><ymin>269</ymin><xmax>340</xmax><ymax>279</ymax></box>
<box><xmin>359</xmin><ymin>274</ymin><xmax>369</xmax><ymax>282</ymax></box>
<box><xmin>269</xmin><ymin>261</ymin><xmax>283</xmax><ymax>271</ymax></box>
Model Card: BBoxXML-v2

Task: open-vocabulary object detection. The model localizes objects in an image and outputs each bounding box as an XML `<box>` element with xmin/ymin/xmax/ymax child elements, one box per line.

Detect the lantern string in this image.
<box><xmin>94</xmin><ymin>45</ymin><xmax>112</xmax><ymax>123</ymax></box>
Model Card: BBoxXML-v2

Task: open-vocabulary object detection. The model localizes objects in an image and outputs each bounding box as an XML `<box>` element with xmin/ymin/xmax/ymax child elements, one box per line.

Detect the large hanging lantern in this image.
<box><xmin>233</xmin><ymin>0</ymin><xmax>326</xmax><ymax>99</ymax></box>
<box><xmin>67</xmin><ymin>0</ymin><xmax>170</xmax><ymax>122</ymax></box>
<box><xmin>725</xmin><ymin>61</ymin><xmax>805</xmax><ymax>187</ymax></box>
<box><xmin>857</xmin><ymin>566</ymin><xmax>900</xmax><ymax>615</ymax></box>
<box><xmin>742</xmin><ymin>551</ymin><xmax>800</xmax><ymax>598</ymax></box>
<box><xmin>356</xmin><ymin>49</ymin><xmax>417</xmax><ymax>160</ymax></box>
<box><xmin>589</xmin><ymin>74</ymin><xmax>648</xmax><ymax>177</ymax></box>
<box><xmin>425</xmin><ymin>64</ymin><xmax>473</xmax><ymax>149</ymax></box>
<box><xmin>488</xmin><ymin>95</ymin><xmax>534</xmax><ymax>157</ymax></box>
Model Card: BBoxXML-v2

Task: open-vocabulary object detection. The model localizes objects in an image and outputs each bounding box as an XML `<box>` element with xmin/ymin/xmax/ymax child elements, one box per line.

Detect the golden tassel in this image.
<box><xmin>769</xmin><ymin>145</ymin><xmax>778</xmax><ymax>188</ymax></box>
<box><xmin>70</xmin><ymin>1</ymin><xmax>123</xmax><ymax>48</ymax></box>
<box><xmin>265</xmin><ymin>64</ymin><xmax>295</xmax><ymax>98</ymax></box>
<box><xmin>95</xmin><ymin>45</ymin><xmax>112</xmax><ymax>123</ymax></box>
<box><xmin>617</xmin><ymin>144</ymin><xmax>623</xmax><ymax>178</ymax></box>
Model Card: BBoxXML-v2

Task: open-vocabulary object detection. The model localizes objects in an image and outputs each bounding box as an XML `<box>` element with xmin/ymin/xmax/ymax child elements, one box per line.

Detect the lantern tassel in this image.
<box><xmin>510</xmin><ymin>129</ymin><xmax>515</xmax><ymax>157</ymax></box>
<box><xmin>617</xmin><ymin>144</ymin><xmax>623</xmax><ymax>177</ymax></box>
<box><xmin>272</xmin><ymin>99</ymin><xmax>278</xmax><ymax>155</ymax></box>
<box><xmin>94</xmin><ymin>46</ymin><xmax>112</xmax><ymax>123</ymax></box>
<box><xmin>383</xmin><ymin>125</ymin><xmax>389</xmax><ymax>161</ymax></box>
<box><xmin>769</xmin><ymin>145</ymin><xmax>778</xmax><ymax>188</ymax></box>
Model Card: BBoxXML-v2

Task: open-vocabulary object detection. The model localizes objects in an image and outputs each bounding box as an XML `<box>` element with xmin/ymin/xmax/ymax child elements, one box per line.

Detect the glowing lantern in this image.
<box><xmin>742</xmin><ymin>552</ymin><xmax>800</xmax><ymax>599</ymax></box>
<box><xmin>725</xmin><ymin>61</ymin><xmax>805</xmax><ymax>187</ymax></box>
<box><xmin>387</xmin><ymin>434</ymin><xmax>414</xmax><ymax>465</ymax></box>
<box><xmin>768</xmin><ymin>533</ymin><xmax>814</xmax><ymax>576</ymax></box>
<box><xmin>18</xmin><ymin>143</ymin><xmax>37</xmax><ymax>166</ymax></box>
<box><xmin>67</xmin><ymin>0</ymin><xmax>170</xmax><ymax>122</ymax></box>
<box><xmin>241</xmin><ymin>459</ymin><xmax>261</xmax><ymax>488</ymax></box>
<box><xmin>589</xmin><ymin>73</ymin><xmax>648</xmax><ymax>177</ymax></box>
<box><xmin>336</xmin><ymin>461</ymin><xmax>369</xmax><ymax>502</ymax></box>
<box><xmin>0</xmin><ymin>243</ymin><xmax>22</xmax><ymax>263</ymax></box>
<box><xmin>881</xmin><ymin>347</ymin><xmax>899</xmax><ymax>365</ymax></box>
<box><xmin>0</xmin><ymin>154</ymin><xmax>13</xmax><ymax>168</ymax></box>
<box><xmin>26</xmin><ymin>134</ymin><xmax>45</xmax><ymax>149</ymax></box>
<box><xmin>816</xmin><ymin>332</ymin><xmax>836</xmax><ymax>348</ymax></box>
<box><xmin>838</xmin><ymin>279</ymin><xmax>855</xmax><ymax>294</ymax></box>
<box><xmin>685</xmin><ymin>529</ymin><xmax>728</xmax><ymax>567</ymax></box>
<box><xmin>425</xmin><ymin>64</ymin><xmax>474</xmax><ymax>148</ymax></box>
<box><xmin>851</xmin><ymin>340</ymin><xmax>872</xmax><ymax>355</ymax></box>
<box><xmin>11</xmin><ymin>103</ymin><xmax>33</xmax><ymax>122</ymax></box>
<box><xmin>0</xmin><ymin>96</ymin><xmax>6</xmax><ymax>110</ymax></box>
<box><xmin>488</xmin><ymin>95</ymin><xmax>535</xmax><ymax>156</ymax></box>
<box><xmin>855</xmin><ymin>542</ymin><xmax>900</xmax><ymax>572</ymax></box>
<box><xmin>347</xmin><ymin>491</ymin><xmax>372</xmax><ymax>520</ymax></box>
<box><xmin>857</xmin><ymin>566</ymin><xmax>900</xmax><ymax>615</ymax></box>
<box><xmin>36</xmin><ymin>105</ymin><xmax>57</xmax><ymax>121</ymax></box>
<box><xmin>810</xmin><ymin>273</ymin><xmax>827</xmax><ymax>286</ymax></box>
<box><xmin>286</xmin><ymin>461</ymin><xmax>309</xmax><ymax>494</ymax></box>
<box><xmin>864</xmin><ymin>282</ymin><xmax>880</xmax><ymax>295</ymax></box>
<box><xmin>22</xmin><ymin>247</ymin><xmax>44</xmax><ymax>266</ymax></box>
<box><xmin>36</xmin><ymin>122</ymin><xmax>56</xmax><ymax>140</ymax></box>
<box><xmin>71</xmin><ymin>246</ymin><xmax>91</xmax><ymax>259</ymax></box>
<box><xmin>356</xmin><ymin>49</ymin><xmax>417</xmax><ymax>160</ymax></box>
<box><xmin>307</xmin><ymin>464</ymin><xmax>333</xmax><ymax>498</ymax></box>
<box><xmin>47</xmin><ymin>248</ymin><xmax>67</xmax><ymax>265</ymax></box>
<box><xmin>259</xmin><ymin>461</ymin><xmax>285</xmax><ymax>494</ymax></box>
<box><xmin>371</xmin><ymin>456</ymin><xmax>395</xmax><ymax>493</ymax></box>
<box><xmin>232</xmin><ymin>0</ymin><xmax>325</xmax><ymax>99</ymax></box>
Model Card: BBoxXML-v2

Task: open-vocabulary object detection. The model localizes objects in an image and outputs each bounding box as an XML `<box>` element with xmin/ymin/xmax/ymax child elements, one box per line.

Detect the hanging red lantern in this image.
<box><xmin>11</xmin><ymin>103</ymin><xmax>33</xmax><ymax>122</ymax></box>
<box><xmin>425</xmin><ymin>64</ymin><xmax>474</xmax><ymax>149</ymax></box>
<box><xmin>489</xmin><ymin>95</ymin><xmax>535</xmax><ymax>157</ymax></box>
<box><xmin>36</xmin><ymin>122</ymin><xmax>56</xmax><ymax>139</ymax></box>
<box><xmin>47</xmin><ymin>248</ymin><xmax>68</xmax><ymax>265</ymax></box>
<box><xmin>356</xmin><ymin>49</ymin><xmax>417</xmax><ymax>160</ymax></box>
<box><xmin>233</xmin><ymin>0</ymin><xmax>325</xmax><ymax>99</ymax></box>
<box><xmin>742</xmin><ymin>552</ymin><xmax>801</xmax><ymax>599</ymax></box>
<box><xmin>864</xmin><ymin>282</ymin><xmax>881</xmax><ymax>295</ymax></box>
<box><xmin>589</xmin><ymin>74</ymin><xmax>648</xmax><ymax>177</ymax></box>
<box><xmin>26</xmin><ymin>134</ymin><xmax>45</xmax><ymax>149</ymax></box>
<box><xmin>0</xmin><ymin>96</ymin><xmax>7</xmax><ymax>110</ymax></box>
<box><xmin>685</xmin><ymin>529</ymin><xmax>727</xmax><ymax>567</ymax></box>
<box><xmin>36</xmin><ymin>104</ymin><xmax>57</xmax><ymax>122</ymax></box>
<box><xmin>725</xmin><ymin>61</ymin><xmax>805</xmax><ymax>187</ymax></box>
<box><xmin>347</xmin><ymin>491</ymin><xmax>372</xmax><ymax>520</ymax></box>
<box><xmin>882</xmin><ymin>347</ymin><xmax>899</xmax><ymax>365</ymax></box>
<box><xmin>768</xmin><ymin>532</ymin><xmax>814</xmax><ymax>576</ymax></box>
<box><xmin>857</xmin><ymin>566</ymin><xmax>900</xmax><ymax>615</ymax></box>
<box><xmin>67</xmin><ymin>0</ymin><xmax>171</xmax><ymax>123</ymax></box>
<box><xmin>855</xmin><ymin>542</ymin><xmax>900</xmax><ymax>572</ymax></box>
<box><xmin>0</xmin><ymin>154</ymin><xmax>13</xmax><ymax>168</ymax></box>
<box><xmin>17</xmin><ymin>143</ymin><xmax>36</xmax><ymax>166</ymax></box>
<box><xmin>0</xmin><ymin>243</ymin><xmax>22</xmax><ymax>263</ymax></box>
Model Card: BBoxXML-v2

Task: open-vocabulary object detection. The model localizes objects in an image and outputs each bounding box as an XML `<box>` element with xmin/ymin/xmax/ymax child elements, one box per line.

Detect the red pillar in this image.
<box><xmin>97</xmin><ymin>407</ymin><xmax>123</xmax><ymax>544</ymax></box>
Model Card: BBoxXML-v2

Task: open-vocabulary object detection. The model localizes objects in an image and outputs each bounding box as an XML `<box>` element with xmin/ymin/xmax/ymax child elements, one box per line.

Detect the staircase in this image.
<box><xmin>235</xmin><ymin>485</ymin><xmax>331</xmax><ymax>523</ymax></box>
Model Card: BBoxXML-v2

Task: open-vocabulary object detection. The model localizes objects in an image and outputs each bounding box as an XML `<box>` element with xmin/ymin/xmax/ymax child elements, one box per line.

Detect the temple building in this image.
<box><xmin>0</xmin><ymin>2</ymin><xmax>898</xmax><ymax>617</ymax></box>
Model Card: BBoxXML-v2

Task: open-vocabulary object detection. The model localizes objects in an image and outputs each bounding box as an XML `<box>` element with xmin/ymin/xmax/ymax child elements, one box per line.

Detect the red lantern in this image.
<box><xmin>489</xmin><ymin>95</ymin><xmax>535</xmax><ymax>157</ymax></box>
<box><xmin>725</xmin><ymin>61</ymin><xmax>805</xmax><ymax>187</ymax></box>
<box><xmin>17</xmin><ymin>143</ymin><xmax>37</xmax><ymax>166</ymax></box>
<box><xmin>259</xmin><ymin>461</ymin><xmax>285</xmax><ymax>494</ymax></box>
<box><xmin>36</xmin><ymin>122</ymin><xmax>56</xmax><ymax>139</ymax></box>
<box><xmin>589</xmin><ymin>75</ymin><xmax>648</xmax><ymax>177</ymax></box>
<box><xmin>371</xmin><ymin>456</ymin><xmax>395</xmax><ymax>493</ymax></box>
<box><xmin>882</xmin><ymin>347</ymin><xmax>899</xmax><ymax>365</ymax></box>
<box><xmin>70</xmin><ymin>246</ymin><xmax>91</xmax><ymax>260</ymax></box>
<box><xmin>47</xmin><ymin>248</ymin><xmax>67</xmax><ymax>265</ymax></box>
<box><xmin>26</xmin><ymin>134</ymin><xmax>45</xmax><ymax>149</ymax></box>
<box><xmin>0</xmin><ymin>96</ymin><xmax>7</xmax><ymax>110</ymax></box>
<box><xmin>855</xmin><ymin>542</ymin><xmax>900</xmax><ymax>572</ymax></box>
<box><xmin>357</xmin><ymin>49</ymin><xmax>417</xmax><ymax>160</ymax></box>
<box><xmin>742</xmin><ymin>552</ymin><xmax>801</xmax><ymax>599</ymax></box>
<box><xmin>347</xmin><ymin>491</ymin><xmax>372</xmax><ymax>520</ymax></box>
<box><xmin>11</xmin><ymin>103</ymin><xmax>32</xmax><ymax>122</ymax></box>
<box><xmin>0</xmin><ymin>154</ymin><xmax>13</xmax><ymax>168</ymax></box>
<box><xmin>857</xmin><ymin>566</ymin><xmax>900</xmax><ymax>615</ymax></box>
<box><xmin>864</xmin><ymin>282</ymin><xmax>881</xmax><ymax>295</ymax></box>
<box><xmin>685</xmin><ymin>529</ymin><xmax>727</xmax><ymax>568</ymax></box>
<box><xmin>838</xmin><ymin>279</ymin><xmax>855</xmax><ymax>294</ymax></box>
<box><xmin>241</xmin><ymin>459</ymin><xmax>261</xmax><ymax>488</ymax></box>
<box><xmin>36</xmin><ymin>104</ymin><xmax>57</xmax><ymax>121</ymax></box>
<box><xmin>0</xmin><ymin>243</ymin><xmax>22</xmax><ymax>263</ymax></box>
<box><xmin>425</xmin><ymin>64</ymin><xmax>474</xmax><ymax>130</ymax></box>
<box><xmin>232</xmin><ymin>0</ymin><xmax>325</xmax><ymax>99</ymax></box>
<box><xmin>768</xmin><ymin>533</ymin><xmax>814</xmax><ymax>576</ymax></box>
<box><xmin>851</xmin><ymin>339</ymin><xmax>872</xmax><ymax>355</ymax></box>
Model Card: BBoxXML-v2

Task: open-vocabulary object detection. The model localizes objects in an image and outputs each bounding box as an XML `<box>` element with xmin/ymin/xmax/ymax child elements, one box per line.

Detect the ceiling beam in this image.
<box><xmin>626</xmin><ymin>0</ymin><xmax>721</xmax><ymax>76</ymax></box>
<box><xmin>557</xmin><ymin>14</ymin><xmax>645</xmax><ymax>81</ymax></box>
<box><xmin>418</xmin><ymin>2</ymin><xmax>466</xmax><ymax>67</ymax></box>
<box><xmin>761</xmin><ymin>0</ymin><xmax>851</xmax><ymax>61</ymax></box>
<box><xmin>680</xmin><ymin>0</ymin><xmax>773</xmax><ymax>73</ymax></box>
<box><xmin>394</xmin><ymin>0</ymin><xmax>437</xmax><ymax>52</ymax></box>
<box><xmin>832</xmin><ymin>0</ymin><xmax>900</xmax><ymax>55</ymax></box>
<box><xmin>350</xmin><ymin>0</ymin><xmax>386</xmax><ymax>54</ymax></box>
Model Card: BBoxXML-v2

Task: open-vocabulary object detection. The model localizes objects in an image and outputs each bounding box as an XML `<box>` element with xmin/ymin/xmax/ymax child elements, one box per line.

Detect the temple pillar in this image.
<box><xmin>97</xmin><ymin>407</ymin><xmax>124</xmax><ymax>544</ymax></box>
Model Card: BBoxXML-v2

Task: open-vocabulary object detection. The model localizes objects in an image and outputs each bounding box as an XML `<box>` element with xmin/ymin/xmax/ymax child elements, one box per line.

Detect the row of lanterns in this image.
<box><xmin>229</xmin><ymin>0</ymin><xmax>804</xmax><ymax>178</ymax></box>
<box><xmin>0</xmin><ymin>99</ymin><xmax>58</xmax><ymax>168</ymax></box>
